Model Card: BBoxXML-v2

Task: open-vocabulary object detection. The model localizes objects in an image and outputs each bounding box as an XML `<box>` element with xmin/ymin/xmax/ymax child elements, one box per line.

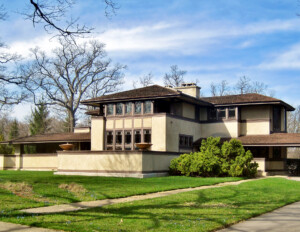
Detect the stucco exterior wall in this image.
<box><xmin>241</xmin><ymin>105</ymin><xmax>270</xmax><ymax>120</ymax></box>
<box><xmin>201</xmin><ymin>121</ymin><xmax>239</xmax><ymax>138</ymax></box>
<box><xmin>199</xmin><ymin>107</ymin><xmax>207</xmax><ymax>121</ymax></box>
<box><xmin>3</xmin><ymin>155</ymin><xmax>16</xmax><ymax>169</ymax></box>
<box><xmin>182</xmin><ymin>103</ymin><xmax>195</xmax><ymax>119</ymax></box>
<box><xmin>91</xmin><ymin>116</ymin><xmax>105</xmax><ymax>151</ymax></box>
<box><xmin>74</xmin><ymin>127</ymin><xmax>90</xmax><ymax>133</ymax></box>
<box><xmin>166</xmin><ymin>116</ymin><xmax>202</xmax><ymax>152</ymax></box>
<box><xmin>151</xmin><ymin>115</ymin><xmax>167</xmax><ymax>151</ymax></box>
<box><xmin>0</xmin><ymin>154</ymin><xmax>3</xmax><ymax>170</ymax></box>
<box><xmin>21</xmin><ymin>154</ymin><xmax>57</xmax><ymax>170</ymax></box>
<box><xmin>142</xmin><ymin>153</ymin><xmax>180</xmax><ymax>172</ymax></box>
<box><xmin>240</xmin><ymin>121</ymin><xmax>271</xmax><ymax>135</ymax></box>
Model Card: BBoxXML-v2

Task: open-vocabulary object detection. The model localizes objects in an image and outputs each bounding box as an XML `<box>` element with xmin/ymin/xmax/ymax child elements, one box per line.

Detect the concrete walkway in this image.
<box><xmin>0</xmin><ymin>221</ymin><xmax>61</xmax><ymax>232</ymax></box>
<box><xmin>219</xmin><ymin>201</ymin><xmax>300</xmax><ymax>232</ymax></box>
<box><xmin>21</xmin><ymin>178</ymin><xmax>258</xmax><ymax>214</ymax></box>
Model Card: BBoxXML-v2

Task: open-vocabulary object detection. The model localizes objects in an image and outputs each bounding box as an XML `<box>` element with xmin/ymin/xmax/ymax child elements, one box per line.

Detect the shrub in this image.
<box><xmin>169</xmin><ymin>137</ymin><xmax>258</xmax><ymax>177</ymax></box>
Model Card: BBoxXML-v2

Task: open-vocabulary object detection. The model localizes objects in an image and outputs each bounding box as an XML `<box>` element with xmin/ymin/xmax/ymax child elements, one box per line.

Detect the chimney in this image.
<box><xmin>174</xmin><ymin>83</ymin><xmax>201</xmax><ymax>99</ymax></box>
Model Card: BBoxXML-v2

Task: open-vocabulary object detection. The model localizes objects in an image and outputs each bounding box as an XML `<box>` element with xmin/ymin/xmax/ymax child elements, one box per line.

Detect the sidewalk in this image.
<box><xmin>219</xmin><ymin>201</ymin><xmax>300</xmax><ymax>232</ymax></box>
<box><xmin>21</xmin><ymin>178</ymin><xmax>257</xmax><ymax>214</ymax></box>
<box><xmin>0</xmin><ymin>221</ymin><xmax>60</xmax><ymax>232</ymax></box>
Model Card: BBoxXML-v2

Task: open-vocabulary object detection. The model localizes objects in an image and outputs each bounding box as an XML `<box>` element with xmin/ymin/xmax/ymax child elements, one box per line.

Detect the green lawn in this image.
<box><xmin>0</xmin><ymin>170</ymin><xmax>241</xmax><ymax>212</ymax></box>
<box><xmin>1</xmin><ymin>178</ymin><xmax>300</xmax><ymax>232</ymax></box>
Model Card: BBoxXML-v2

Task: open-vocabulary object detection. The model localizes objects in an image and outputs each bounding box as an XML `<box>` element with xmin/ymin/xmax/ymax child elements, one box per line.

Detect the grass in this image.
<box><xmin>1</xmin><ymin>178</ymin><xmax>300</xmax><ymax>232</ymax></box>
<box><xmin>0</xmin><ymin>170</ymin><xmax>242</xmax><ymax>212</ymax></box>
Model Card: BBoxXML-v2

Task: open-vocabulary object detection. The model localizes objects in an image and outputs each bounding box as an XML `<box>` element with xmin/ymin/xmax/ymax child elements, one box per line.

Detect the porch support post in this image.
<box><xmin>0</xmin><ymin>154</ymin><xmax>4</xmax><ymax>170</ymax></box>
<box><xmin>14</xmin><ymin>144</ymin><xmax>22</xmax><ymax>170</ymax></box>
<box><xmin>91</xmin><ymin>116</ymin><xmax>105</xmax><ymax>151</ymax></box>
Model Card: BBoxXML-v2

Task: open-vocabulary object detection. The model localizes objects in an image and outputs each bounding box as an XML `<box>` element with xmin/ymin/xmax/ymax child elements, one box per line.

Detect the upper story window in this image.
<box><xmin>208</xmin><ymin>108</ymin><xmax>217</xmax><ymax>120</ymax></box>
<box><xmin>228</xmin><ymin>107</ymin><xmax>236</xmax><ymax>118</ymax></box>
<box><xmin>134</xmin><ymin>101</ymin><xmax>142</xmax><ymax>114</ymax></box>
<box><xmin>107</xmin><ymin>104</ymin><xmax>114</xmax><ymax>115</ymax></box>
<box><xmin>125</xmin><ymin>102</ymin><xmax>132</xmax><ymax>114</ymax></box>
<box><xmin>116</xmin><ymin>103</ymin><xmax>123</xmax><ymax>115</ymax></box>
<box><xmin>218</xmin><ymin>107</ymin><xmax>226</xmax><ymax>119</ymax></box>
<box><xmin>134</xmin><ymin>130</ymin><xmax>141</xmax><ymax>143</ymax></box>
<box><xmin>144</xmin><ymin>101</ymin><xmax>152</xmax><ymax>114</ymax></box>
<box><xmin>144</xmin><ymin>129</ymin><xmax>151</xmax><ymax>143</ymax></box>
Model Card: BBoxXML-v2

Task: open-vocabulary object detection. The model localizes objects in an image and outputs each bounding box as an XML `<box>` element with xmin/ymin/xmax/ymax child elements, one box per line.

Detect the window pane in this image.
<box><xmin>107</xmin><ymin>131</ymin><xmax>113</xmax><ymax>145</ymax></box>
<box><xmin>107</xmin><ymin>104</ymin><xmax>114</xmax><ymax>115</ymax></box>
<box><xmin>116</xmin><ymin>103</ymin><xmax>123</xmax><ymax>115</ymax></box>
<box><xmin>218</xmin><ymin>107</ymin><xmax>226</xmax><ymax>119</ymax></box>
<box><xmin>144</xmin><ymin>130</ymin><xmax>151</xmax><ymax>143</ymax></box>
<box><xmin>116</xmin><ymin>131</ymin><xmax>122</xmax><ymax>145</ymax></box>
<box><xmin>134</xmin><ymin>102</ymin><xmax>142</xmax><ymax>114</ymax></box>
<box><xmin>134</xmin><ymin>130</ymin><xmax>141</xmax><ymax>143</ymax></box>
<box><xmin>179</xmin><ymin>135</ymin><xmax>184</xmax><ymax>146</ymax></box>
<box><xmin>144</xmin><ymin>101</ymin><xmax>151</xmax><ymax>114</ymax></box>
<box><xmin>125</xmin><ymin>102</ymin><xmax>132</xmax><ymax>114</ymax></box>
<box><xmin>228</xmin><ymin>107</ymin><xmax>235</xmax><ymax>118</ymax></box>
<box><xmin>125</xmin><ymin>131</ymin><xmax>132</xmax><ymax>145</ymax></box>
<box><xmin>208</xmin><ymin>108</ymin><xmax>217</xmax><ymax>120</ymax></box>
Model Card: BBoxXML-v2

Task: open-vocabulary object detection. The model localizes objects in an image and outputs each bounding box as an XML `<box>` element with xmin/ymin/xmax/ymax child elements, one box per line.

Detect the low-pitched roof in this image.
<box><xmin>194</xmin><ymin>133</ymin><xmax>300</xmax><ymax>147</ymax></box>
<box><xmin>201</xmin><ymin>93</ymin><xmax>295</xmax><ymax>111</ymax></box>
<box><xmin>82</xmin><ymin>85</ymin><xmax>212</xmax><ymax>107</ymax></box>
<box><xmin>3</xmin><ymin>132</ymin><xmax>91</xmax><ymax>145</ymax></box>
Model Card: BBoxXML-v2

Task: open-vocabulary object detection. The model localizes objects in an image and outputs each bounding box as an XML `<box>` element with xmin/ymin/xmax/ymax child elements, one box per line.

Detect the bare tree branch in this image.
<box><xmin>20</xmin><ymin>38</ymin><xmax>125</xmax><ymax>132</ymax></box>
<box><xmin>133</xmin><ymin>72</ymin><xmax>154</xmax><ymax>89</ymax></box>
<box><xmin>164</xmin><ymin>65</ymin><xmax>186</xmax><ymax>87</ymax></box>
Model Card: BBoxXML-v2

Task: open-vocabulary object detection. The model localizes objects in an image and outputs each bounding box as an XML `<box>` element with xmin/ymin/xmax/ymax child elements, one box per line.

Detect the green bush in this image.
<box><xmin>169</xmin><ymin>137</ymin><xmax>258</xmax><ymax>177</ymax></box>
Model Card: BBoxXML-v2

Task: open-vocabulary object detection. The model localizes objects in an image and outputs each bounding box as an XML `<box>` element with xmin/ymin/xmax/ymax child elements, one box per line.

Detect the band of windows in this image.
<box><xmin>208</xmin><ymin>107</ymin><xmax>236</xmax><ymax>120</ymax></box>
<box><xmin>106</xmin><ymin>129</ymin><xmax>151</xmax><ymax>150</ymax></box>
<box><xmin>106</xmin><ymin>101</ymin><xmax>152</xmax><ymax>116</ymax></box>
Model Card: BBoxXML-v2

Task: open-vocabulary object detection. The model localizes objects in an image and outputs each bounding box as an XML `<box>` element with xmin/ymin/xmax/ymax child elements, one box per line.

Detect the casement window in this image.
<box><xmin>144</xmin><ymin>129</ymin><xmax>151</xmax><ymax>143</ymax></box>
<box><xmin>208</xmin><ymin>108</ymin><xmax>217</xmax><ymax>120</ymax></box>
<box><xmin>134</xmin><ymin>101</ymin><xmax>142</xmax><ymax>114</ymax></box>
<box><xmin>179</xmin><ymin>135</ymin><xmax>193</xmax><ymax>149</ymax></box>
<box><xmin>272</xmin><ymin>147</ymin><xmax>282</xmax><ymax>160</ymax></box>
<box><xmin>144</xmin><ymin>101</ymin><xmax>152</xmax><ymax>114</ymax></box>
<box><xmin>228</xmin><ymin>107</ymin><xmax>236</xmax><ymax>118</ymax></box>
<box><xmin>107</xmin><ymin>104</ymin><xmax>114</xmax><ymax>115</ymax></box>
<box><xmin>106</xmin><ymin>131</ymin><xmax>113</xmax><ymax>150</ymax></box>
<box><xmin>217</xmin><ymin>107</ymin><xmax>226</xmax><ymax>119</ymax></box>
<box><xmin>124</xmin><ymin>131</ymin><xmax>132</xmax><ymax>150</ymax></box>
<box><xmin>125</xmin><ymin>102</ymin><xmax>132</xmax><ymax>114</ymax></box>
<box><xmin>116</xmin><ymin>103</ymin><xmax>123</xmax><ymax>115</ymax></box>
<box><xmin>115</xmin><ymin>131</ymin><xmax>122</xmax><ymax>150</ymax></box>
<box><xmin>134</xmin><ymin>130</ymin><xmax>141</xmax><ymax>143</ymax></box>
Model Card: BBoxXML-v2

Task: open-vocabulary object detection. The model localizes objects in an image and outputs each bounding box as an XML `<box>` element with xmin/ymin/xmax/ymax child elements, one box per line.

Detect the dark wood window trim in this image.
<box><xmin>179</xmin><ymin>134</ymin><xmax>193</xmax><ymax>149</ymax></box>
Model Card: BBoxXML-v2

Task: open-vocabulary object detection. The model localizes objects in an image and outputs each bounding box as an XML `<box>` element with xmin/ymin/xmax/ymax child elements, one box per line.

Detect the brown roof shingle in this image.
<box><xmin>5</xmin><ymin>132</ymin><xmax>91</xmax><ymax>144</ymax></box>
<box><xmin>201</xmin><ymin>93</ymin><xmax>294</xmax><ymax>110</ymax></box>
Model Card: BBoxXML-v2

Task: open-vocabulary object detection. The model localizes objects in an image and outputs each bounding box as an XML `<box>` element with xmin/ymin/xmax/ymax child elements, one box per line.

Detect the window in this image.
<box><xmin>116</xmin><ymin>103</ymin><xmax>123</xmax><ymax>115</ymax></box>
<box><xmin>179</xmin><ymin>135</ymin><xmax>193</xmax><ymax>148</ymax></box>
<box><xmin>273</xmin><ymin>147</ymin><xmax>282</xmax><ymax>160</ymax></box>
<box><xmin>134</xmin><ymin>101</ymin><xmax>142</xmax><ymax>114</ymax></box>
<box><xmin>107</xmin><ymin>104</ymin><xmax>114</xmax><ymax>115</ymax></box>
<box><xmin>218</xmin><ymin>107</ymin><xmax>226</xmax><ymax>119</ymax></box>
<box><xmin>134</xmin><ymin>130</ymin><xmax>141</xmax><ymax>143</ymax></box>
<box><xmin>125</xmin><ymin>102</ymin><xmax>132</xmax><ymax>114</ymax></box>
<box><xmin>107</xmin><ymin>131</ymin><xmax>113</xmax><ymax>145</ymax></box>
<box><xmin>144</xmin><ymin>129</ymin><xmax>151</xmax><ymax>143</ymax></box>
<box><xmin>208</xmin><ymin>108</ymin><xmax>217</xmax><ymax>120</ymax></box>
<box><xmin>228</xmin><ymin>107</ymin><xmax>236</xmax><ymax>118</ymax></box>
<box><xmin>144</xmin><ymin>101</ymin><xmax>152</xmax><ymax>114</ymax></box>
<box><xmin>116</xmin><ymin>131</ymin><xmax>122</xmax><ymax>145</ymax></box>
<box><xmin>125</xmin><ymin>131</ymin><xmax>132</xmax><ymax>145</ymax></box>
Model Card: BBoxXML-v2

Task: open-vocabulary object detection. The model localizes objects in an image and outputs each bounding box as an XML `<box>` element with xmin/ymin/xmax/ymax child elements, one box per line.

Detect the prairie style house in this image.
<box><xmin>1</xmin><ymin>84</ymin><xmax>300</xmax><ymax>177</ymax></box>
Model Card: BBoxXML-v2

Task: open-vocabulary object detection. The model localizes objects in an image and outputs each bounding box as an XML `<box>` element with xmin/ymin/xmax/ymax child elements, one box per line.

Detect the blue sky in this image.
<box><xmin>1</xmin><ymin>0</ymin><xmax>300</xmax><ymax>121</ymax></box>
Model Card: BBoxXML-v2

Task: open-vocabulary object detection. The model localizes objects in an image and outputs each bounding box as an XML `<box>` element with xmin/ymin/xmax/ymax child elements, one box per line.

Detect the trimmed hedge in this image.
<box><xmin>169</xmin><ymin>137</ymin><xmax>258</xmax><ymax>177</ymax></box>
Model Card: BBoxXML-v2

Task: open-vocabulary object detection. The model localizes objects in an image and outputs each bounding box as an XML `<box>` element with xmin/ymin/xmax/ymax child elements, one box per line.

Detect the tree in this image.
<box><xmin>235</xmin><ymin>76</ymin><xmax>252</xmax><ymax>94</ymax></box>
<box><xmin>9</xmin><ymin>119</ymin><xmax>19</xmax><ymax>140</ymax></box>
<box><xmin>21</xmin><ymin>39</ymin><xmax>124</xmax><ymax>132</ymax></box>
<box><xmin>210</xmin><ymin>80</ymin><xmax>230</xmax><ymax>96</ymax></box>
<box><xmin>163</xmin><ymin>65</ymin><xmax>186</xmax><ymax>87</ymax></box>
<box><xmin>287</xmin><ymin>106</ymin><xmax>300</xmax><ymax>133</ymax></box>
<box><xmin>29</xmin><ymin>102</ymin><xmax>50</xmax><ymax>135</ymax></box>
<box><xmin>133</xmin><ymin>72</ymin><xmax>154</xmax><ymax>89</ymax></box>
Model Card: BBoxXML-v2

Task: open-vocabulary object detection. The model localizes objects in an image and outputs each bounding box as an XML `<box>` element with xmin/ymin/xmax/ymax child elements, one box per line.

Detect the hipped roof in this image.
<box><xmin>194</xmin><ymin>133</ymin><xmax>300</xmax><ymax>147</ymax></box>
<box><xmin>2</xmin><ymin>132</ymin><xmax>91</xmax><ymax>145</ymax></box>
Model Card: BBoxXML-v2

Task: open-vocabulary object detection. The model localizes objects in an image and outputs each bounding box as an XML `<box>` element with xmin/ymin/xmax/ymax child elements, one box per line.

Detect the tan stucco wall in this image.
<box><xmin>151</xmin><ymin>115</ymin><xmax>167</xmax><ymax>151</ymax></box>
<box><xmin>253</xmin><ymin>158</ymin><xmax>266</xmax><ymax>173</ymax></box>
<box><xmin>201</xmin><ymin>121</ymin><xmax>238</xmax><ymax>138</ymax></box>
<box><xmin>115</xmin><ymin>119</ymin><xmax>123</xmax><ymax>129</ymax></box>
<box><xmin>182</xmin><ymin>103</ymin><xmax>195</xmax><ymax>119</ymax></box>
<box><xmin>241</xmin><ymin>105</ymin><xmax>270</xmax><ymax>120</ymax></box>
<box><xmin>21</xmin><ymin>154</ymin><xmax>57</xmax><ymax>170</ymax></box>
<box><xmin>91</xmin><ymin>116</ymin><xmax>105</xmax><ymax>151</ymax></box>
<box><xmin>174</xmin><ymin>86</ymin><xmax>200</xmax><ymax>98</ymax></box>
<box><xmin>124</xmin><ymin>119</ymin><xmax>132</xmax><ymax>128</ymax></box>
<box><xmin>142</xmin><ymin>153</ymin><xmax>180</xmax><ymax>172</ymax></box>
<box><xmin>134</xmin><ymin>118</ymin><xmax>142</xmax><ymax>128</ymax></box>
<box><xmin>240</xmin><ymin>121</ymin><xmax>270</xmax><ymax>135</ymax></box>
<box><xmin>57</xmin><ymin>152</ymin><xmax>143</xmax><ymax>172</ymax></box>
<box><xmin>74</xmin><ymin>127</ymin><xmax>90</xmax><ymax>133</ymax></box>
<box><xmin>0</xmin><ymin>154</ymin><xmax>4</xmax><ymax>170</ymax></box>
<box><xmin>166</xmin><ymin>116</ymin><xmax>201</xmax><ymax>152</ymax></box>
<box><xmin>266</xmin><ymin>161</ymin><xmax>285</xmax><ymax>170</ymax></box>
<box><xmin>106</xmin><ymin>119</ymin><xmax>114</xmax><ymax>129</ymax></box>
<box><xmin>3</xmin><ymin>156</ymin><xmax>16</xmax><ymax>168</ymax></box>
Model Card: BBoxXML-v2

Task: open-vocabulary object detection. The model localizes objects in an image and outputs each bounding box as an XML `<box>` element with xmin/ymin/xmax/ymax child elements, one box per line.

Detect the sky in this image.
<box><xmin>1</xmin><ymin>0</ymin><xmax>300</xmax><ymax>121</ymax></box>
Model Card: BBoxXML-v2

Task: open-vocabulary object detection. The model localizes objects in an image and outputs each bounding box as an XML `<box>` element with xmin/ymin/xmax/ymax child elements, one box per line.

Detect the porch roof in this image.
<box><xmin>194</xmin><ymin>133</ymin><xmax>300</xmax><ymax>147</ymax></box>
<box><xmin>2</xmin><ymin>132</ymin><xmax>91</xmax><ymax>145</ymax></box>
